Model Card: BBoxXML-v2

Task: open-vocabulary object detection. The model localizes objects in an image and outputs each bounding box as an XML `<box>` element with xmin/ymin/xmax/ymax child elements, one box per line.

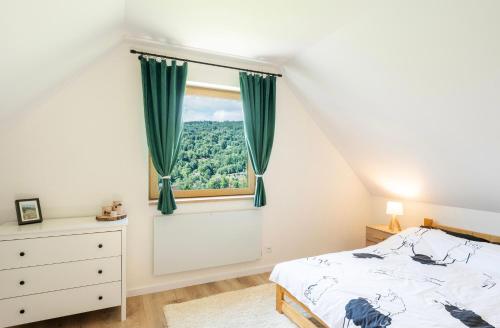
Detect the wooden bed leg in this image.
<box><xmin>276</xmin><ymin>284</ymin><xmax>284</xmax><ymax>314</ymax></box>
<box><xmin>275</xmin><ymin>284</ymin><xmax>329</xmax><ymax>328</ymax></box>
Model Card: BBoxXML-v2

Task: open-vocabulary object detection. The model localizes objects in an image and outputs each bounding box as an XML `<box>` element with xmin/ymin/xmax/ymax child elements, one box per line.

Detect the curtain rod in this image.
<box><xmin>130</xmin><ymin>49</ymin><xmax>282</xmax><ymax>78</ymax></box>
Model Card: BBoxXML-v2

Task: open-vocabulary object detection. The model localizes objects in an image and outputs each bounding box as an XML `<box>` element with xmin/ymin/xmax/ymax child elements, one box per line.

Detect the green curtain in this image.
<box><xmin>140</xmin><ymin>57</ymin><xmax>188</xmax><ymax>215</ymax></box>
<box><xmin>239</xmin><ymin>72</ymin><xmax>276</xmax><ymax>207</ymax></box>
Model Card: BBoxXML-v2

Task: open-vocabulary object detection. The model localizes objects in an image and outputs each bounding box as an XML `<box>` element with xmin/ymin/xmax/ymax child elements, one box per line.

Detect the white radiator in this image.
<box><xmin>154</xmin><ymin>209</ymin><xmax>262</xmax><ymax>275</ymax></box>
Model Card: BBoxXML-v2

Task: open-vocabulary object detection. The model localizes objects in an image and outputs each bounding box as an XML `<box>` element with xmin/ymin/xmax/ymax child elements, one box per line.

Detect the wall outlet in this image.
<box><xmin>264</xmin><ymin>246</ymin><xmax>272</xmax><ymax>254</ymax></box>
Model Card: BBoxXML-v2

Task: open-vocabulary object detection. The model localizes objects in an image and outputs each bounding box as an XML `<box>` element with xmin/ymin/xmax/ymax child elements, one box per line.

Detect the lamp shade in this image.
<box><xmin>386</xmin><ymin>201</ymin><xmax>404</xmax><ymax>216</ymax></box>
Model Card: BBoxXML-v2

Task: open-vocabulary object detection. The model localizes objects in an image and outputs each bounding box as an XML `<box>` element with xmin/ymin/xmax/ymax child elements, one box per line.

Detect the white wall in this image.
<box><xmin>0</xmin><ymin>42</ymin><xmax>371</xmax><ymax>294</ymax></box>
<box><xmin>371</xmin><ymin>196</ymin><xmax>500</xmax><ymax>236</ymax></box>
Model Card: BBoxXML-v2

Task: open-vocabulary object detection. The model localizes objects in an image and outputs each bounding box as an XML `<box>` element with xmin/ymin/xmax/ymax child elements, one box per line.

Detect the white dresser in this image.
<box><xmin>0</xmin><ymin>217</ymin><xmax>127</xmax><ymax>327</ymax></box>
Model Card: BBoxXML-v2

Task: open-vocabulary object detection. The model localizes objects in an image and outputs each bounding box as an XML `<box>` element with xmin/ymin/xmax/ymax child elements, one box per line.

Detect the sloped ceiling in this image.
<box><xmin>285</xmin><ymin>1</ymin><xmax>500</xmax><ymax>212</ymax></box>
<box><xmin>125</xmin><ymin>0</ymin><xmax>363</xmax><ymax>63</ymax></box>
<box><xmin>0</xmin><ymin>0</ymin><xmax>125</xmax><ymax>120</ymax></box>
<box><xmin>1</xmin><ymin>1</ymin><xmax>500</xmax><ymax>212</ymax></box>
<box><xmin>0</xmin><ymin>0</ymin><xmax>358</xmax><ymax>118</ymax></box>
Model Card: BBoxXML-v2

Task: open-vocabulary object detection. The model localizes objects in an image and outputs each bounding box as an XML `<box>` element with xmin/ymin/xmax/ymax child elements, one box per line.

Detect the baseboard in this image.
<box><xmin>127</xmin><ymin>263</ymin><xmax>276</xmax><ymax>297</ymax></box>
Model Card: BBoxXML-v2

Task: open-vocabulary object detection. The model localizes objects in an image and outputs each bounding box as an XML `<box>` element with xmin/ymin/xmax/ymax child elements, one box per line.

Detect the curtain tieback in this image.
<box><xmin>161</xmin><ymin>176</ymin><xmax>171</xmax><ymax>180</ymax></box>
<box><xmin>255</xmin><ymin>174</ymin><xmax>264</xmax><ymax>178</ymax></box>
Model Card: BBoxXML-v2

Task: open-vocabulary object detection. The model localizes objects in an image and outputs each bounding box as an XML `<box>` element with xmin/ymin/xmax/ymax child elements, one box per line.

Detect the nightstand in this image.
<box><xmin>366</xmin><ymin>224</ymin><xmax>398</xmax><ymax>246</ymax></box>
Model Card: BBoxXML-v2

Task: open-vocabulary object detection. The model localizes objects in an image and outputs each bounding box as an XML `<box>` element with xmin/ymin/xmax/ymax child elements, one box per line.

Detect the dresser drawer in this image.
<box><xmin>0</xmin><ymin>256</ymin><xmax>121</xmax><ymax>300</ymax></box>
<box><xmin>0</xmin><ymin>231</ymin><xmax>121</xmax><ymax>270</ymax></box>
<box><xmin>0</xmin><ymin>281</ymin><xmax>121</xmax><ymax>328</ymax></box>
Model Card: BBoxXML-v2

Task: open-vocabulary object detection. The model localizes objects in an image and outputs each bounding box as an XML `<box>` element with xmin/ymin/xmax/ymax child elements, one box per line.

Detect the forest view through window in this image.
<box><xmin>149</xmin><ymin>85</ymin><xmax>255</xmax><ymax>199</ymax></box>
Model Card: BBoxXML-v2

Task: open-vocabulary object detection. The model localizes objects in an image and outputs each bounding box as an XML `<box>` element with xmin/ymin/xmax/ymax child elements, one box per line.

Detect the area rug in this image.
<box><xmin>164</xmin><ymin>283</ymin><xmax>314</xmax><ymax>328</ymax></box>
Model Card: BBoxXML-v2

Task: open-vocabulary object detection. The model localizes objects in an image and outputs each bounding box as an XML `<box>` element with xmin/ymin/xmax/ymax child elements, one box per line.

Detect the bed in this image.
<box><xmin>271</xmin><ymin>219</ymin><xmax>500</xmax><ymax>328</ymax></box>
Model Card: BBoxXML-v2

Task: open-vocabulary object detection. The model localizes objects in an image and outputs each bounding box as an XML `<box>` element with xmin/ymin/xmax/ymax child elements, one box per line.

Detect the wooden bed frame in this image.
<box><xmin>422</xmin><ymin>218</ymin><xmax>500</xmax><ymax>243</ymax></box>
<box><xmin>275</xmin><ymin>217</ymin><xmax>500</xmax><ymax>328</ymax></box>
<box><xmin>275</xmin><ymin>284</ymin><xmax>328</xmax><ymax>328</ymax></box>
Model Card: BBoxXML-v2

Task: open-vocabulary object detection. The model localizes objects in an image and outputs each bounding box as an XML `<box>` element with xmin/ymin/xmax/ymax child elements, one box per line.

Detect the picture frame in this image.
<box><xmin>15</xmin><ymin>198</ymin><xmax>43</xmax><ymax>225</ymax></box>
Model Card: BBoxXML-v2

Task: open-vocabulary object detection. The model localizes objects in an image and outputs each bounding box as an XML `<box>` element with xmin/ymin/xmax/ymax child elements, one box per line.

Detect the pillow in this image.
<box><xmin>420</xmin><ymin>226</ymin><xmax>490</xmax><ymax>243</ymax></box>
<box><xmin>415</xmin><ymin>227</ymin><xmax>500</xmax><ymax>274</ymax></box>
<box><xmin>377</xmin><ymin>227</ymin><xmax>444</xmax><ymax>259</ymax></box>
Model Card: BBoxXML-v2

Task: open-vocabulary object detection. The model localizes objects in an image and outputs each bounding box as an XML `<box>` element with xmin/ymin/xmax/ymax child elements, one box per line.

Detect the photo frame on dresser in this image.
<box><xmin>15</xmin><ymin>198</ymin><xmax>43</xmax><ymax>225</ymax></box>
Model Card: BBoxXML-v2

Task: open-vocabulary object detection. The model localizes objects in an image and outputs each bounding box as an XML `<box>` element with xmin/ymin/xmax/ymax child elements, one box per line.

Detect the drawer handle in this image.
<box><xmin>98</xmin><ymin>296</ymin><xmax>103</xmax><ymax>300</ymax></box>
<box><xmin>19</xmin><ymin>280</ymin><xmax>25</xmax><ymax>286</ymax></box>
<box><xmin>98</xmin><ymin>270</ymin><xmax>103</xmax><ymax>274</ymax></box>
<box><xmin>19</xmin><ymin>252</ymin><xmax>25</xmax><ymax>257</ymax></box>
<box><xmin>98</xmin><ymin>244</ymin><xmax>103</xmax><ymax>249</ymax></box>
<box><xmin>20</xmin><ymin>309</ymin><xmax>25</xmax><ymax>314</ymax></box>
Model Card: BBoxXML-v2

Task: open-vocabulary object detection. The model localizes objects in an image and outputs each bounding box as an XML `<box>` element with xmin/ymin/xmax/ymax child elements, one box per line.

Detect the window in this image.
<box><xmin>149</xmin><ymin>84</ymin><xmax>255</xmax><ymax>200</ymax></box>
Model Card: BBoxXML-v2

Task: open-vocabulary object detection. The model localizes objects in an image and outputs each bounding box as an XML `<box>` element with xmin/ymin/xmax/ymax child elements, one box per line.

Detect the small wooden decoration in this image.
<box><xmin>96</xmin><ymin>201</ymin><xmax>126</xmax><ymax>221</ymax></box>
<box><xmin>112</xmin><ymin>201</ymin><xmax>124</xmax><ymax>214</ymax></box>
<box><xmin>102</xmin><ymin>206</ymin><xmax>112</xmax><ymax>216</ymax></box>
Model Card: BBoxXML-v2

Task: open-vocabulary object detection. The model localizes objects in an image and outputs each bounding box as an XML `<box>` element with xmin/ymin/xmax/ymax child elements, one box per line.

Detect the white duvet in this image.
<box><xmin>270</xmin><ymin>227</ymin><xmax>500</xmax><ymax>328</ymax></box>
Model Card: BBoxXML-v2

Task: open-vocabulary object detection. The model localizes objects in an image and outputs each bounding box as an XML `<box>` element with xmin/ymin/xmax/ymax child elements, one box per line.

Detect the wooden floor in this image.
<box><xmin>16</xmin><ymin>272</ymin><xmax>270</xmax><ymax>328</ymax></box>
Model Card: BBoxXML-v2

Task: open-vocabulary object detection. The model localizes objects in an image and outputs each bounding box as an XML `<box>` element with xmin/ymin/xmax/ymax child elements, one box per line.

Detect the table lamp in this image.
<box><xmin>386</xmin><ymin>201</ymin><xmax>403</xmax><ymax>232</ymax></box>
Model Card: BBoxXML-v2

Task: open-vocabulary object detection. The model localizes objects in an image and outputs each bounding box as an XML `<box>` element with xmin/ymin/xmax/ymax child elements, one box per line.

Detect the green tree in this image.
<box><xmin>170</xmin><ymin>121</ymin><xmax>248</xmax><ymax>190</ymax></box>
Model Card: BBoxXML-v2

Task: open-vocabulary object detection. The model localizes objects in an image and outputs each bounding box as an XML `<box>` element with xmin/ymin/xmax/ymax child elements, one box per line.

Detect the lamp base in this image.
<box><xmin>388</xmin><ymin>215</ymin><xmax>402</xmax><ymax>232</ymax></box>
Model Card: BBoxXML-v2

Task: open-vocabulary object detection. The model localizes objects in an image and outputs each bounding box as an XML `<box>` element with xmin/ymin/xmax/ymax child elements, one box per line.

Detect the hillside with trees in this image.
<box><xmin>170</xmin><ymin>121</ymin><xmax>249</xmax><ymax>190</ymax></box>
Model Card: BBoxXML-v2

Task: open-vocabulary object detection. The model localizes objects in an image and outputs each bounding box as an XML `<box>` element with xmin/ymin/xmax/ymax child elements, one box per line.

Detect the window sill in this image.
<box><xmin>148</xmin><ymin>194</ymin><xmax>254</xmax><ymax>205</ymax></box>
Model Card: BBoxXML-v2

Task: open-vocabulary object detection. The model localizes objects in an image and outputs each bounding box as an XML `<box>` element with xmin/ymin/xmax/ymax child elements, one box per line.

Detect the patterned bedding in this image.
<box><xmin>270</xmin><ymin>227</ymin><xmax>500</xmax><ymax>328</ymax></box>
